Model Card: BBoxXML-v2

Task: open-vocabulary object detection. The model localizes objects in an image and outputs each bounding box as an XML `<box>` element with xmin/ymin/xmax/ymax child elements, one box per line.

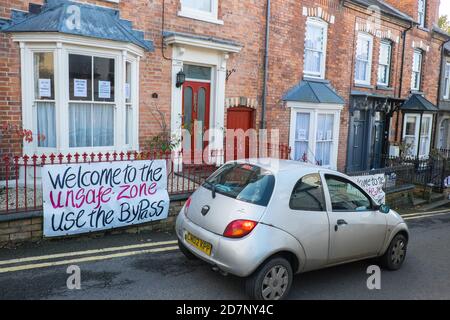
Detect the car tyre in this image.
<box><xmin>379</xmin><ymin>233</ymin><xmax>408</xmax><ymax>271</ymax></box>
<box><xmin>245</xmin><ymin>257</ymin><xmax>293</xmax><ymax>300</ymax></box>
<box><xmin>178</xmin><ymin>240</ymin><xmax>198</xmax><ymax>260</ymax></box>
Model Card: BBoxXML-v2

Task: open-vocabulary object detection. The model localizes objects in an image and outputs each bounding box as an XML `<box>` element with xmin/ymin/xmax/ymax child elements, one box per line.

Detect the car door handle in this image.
<box><xmin>335</xmin><ymin>219</ymin><xmax>348</xmax><ymax>232</ymax></box>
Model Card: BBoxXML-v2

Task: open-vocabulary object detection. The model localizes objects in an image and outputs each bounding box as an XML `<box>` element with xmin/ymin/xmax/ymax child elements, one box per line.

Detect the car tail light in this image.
<box><xmin>184</xmin><ymin>197</ymin><xmax>192</xmax><ymax>216</ymax></box>
<box><xmin>223</xmin><ymin>220</ymin><xmax>258</xmax><ymax>238</ymax></box>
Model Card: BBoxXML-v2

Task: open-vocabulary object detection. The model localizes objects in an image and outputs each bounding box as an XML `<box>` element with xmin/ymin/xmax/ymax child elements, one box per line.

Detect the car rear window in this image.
<box><xmin>203</xmin><ymin>163</ymin><xmax>275</xmax><ymax>206</ymax></box>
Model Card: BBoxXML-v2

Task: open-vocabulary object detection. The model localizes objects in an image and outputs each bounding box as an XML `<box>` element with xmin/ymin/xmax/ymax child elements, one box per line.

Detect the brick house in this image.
<box><xmin>0</xmin><ymin>0</ymin><xmax>448</xmax><ymax>174</ymax></box>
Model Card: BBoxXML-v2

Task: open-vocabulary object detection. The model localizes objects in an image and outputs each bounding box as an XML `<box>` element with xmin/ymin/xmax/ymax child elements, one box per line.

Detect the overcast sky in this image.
<box><xmin>441</xmin><ymin>1</ymin><xmax>450</xmax><ymax>16</ymax></box>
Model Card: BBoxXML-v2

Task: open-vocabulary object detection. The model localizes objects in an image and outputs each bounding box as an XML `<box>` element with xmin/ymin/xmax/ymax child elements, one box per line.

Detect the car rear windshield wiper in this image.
<box><xmin>203</xmin><ymin>181</ymin><xmax>216</xmax><ymax>199</ymax></box>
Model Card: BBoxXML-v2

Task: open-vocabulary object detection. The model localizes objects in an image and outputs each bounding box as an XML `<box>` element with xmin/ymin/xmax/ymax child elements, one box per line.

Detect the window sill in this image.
<box><xmin>178</xmin><ymin>10</ymin><xmax>224</xmax><ymax>25</ymax></box>
<box><xmin>411</xmin><ymin>90</ymin><xmax>424</xmax><ymax>95</ymax></box>
<box><xmin>376</xmin><ymin>85</ymin><xmax>394</xmax><ymax>91</ymax></box>
<box><xmin>354</xmin><ymin>83</ymin><xmax>374</xmax><ymax>89</ymax></box>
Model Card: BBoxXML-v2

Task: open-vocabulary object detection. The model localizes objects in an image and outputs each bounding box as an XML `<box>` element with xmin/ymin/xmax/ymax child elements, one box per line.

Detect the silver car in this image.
<box><xmin>176</xmin><ymin>159</ymin><xmax>409</xmax><ymax>300</ymax></box>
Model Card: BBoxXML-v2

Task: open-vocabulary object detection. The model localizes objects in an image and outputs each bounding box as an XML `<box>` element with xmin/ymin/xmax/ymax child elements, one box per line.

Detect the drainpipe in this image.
<box><xmin>396</xmin><ymin>22</ymin><xmax>414</xmax><ymax>150</ymax></box>
<box><xmin>260</xmin><ymin>0</ymin><xmax>270</xmax><ymax>130</ymax></box>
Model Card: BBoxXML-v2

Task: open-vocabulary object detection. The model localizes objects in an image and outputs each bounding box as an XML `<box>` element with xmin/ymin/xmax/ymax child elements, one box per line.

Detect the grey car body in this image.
<box><xmin>176</xmin><ymin>159</ymin><xmax>409</xmax><ymax>284</ymax></box>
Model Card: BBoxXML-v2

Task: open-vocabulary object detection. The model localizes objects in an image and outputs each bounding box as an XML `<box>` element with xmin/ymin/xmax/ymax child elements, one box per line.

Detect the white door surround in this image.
<box><xmin>165</xmin><ymin>35</ymin><xmax>241</xmax><ymax>163</ymax></box>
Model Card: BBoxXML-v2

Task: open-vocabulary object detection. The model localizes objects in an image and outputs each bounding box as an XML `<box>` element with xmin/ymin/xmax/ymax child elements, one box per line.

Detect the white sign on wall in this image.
<box><xmin>42</xmin><ymin>160</ymin><xmax>170</xmax><ymax>237</ymax></box>
<box><xmin>353</xmin><ymin>174</ymin><xmax>386</xmax><ymax>205</ymax></box>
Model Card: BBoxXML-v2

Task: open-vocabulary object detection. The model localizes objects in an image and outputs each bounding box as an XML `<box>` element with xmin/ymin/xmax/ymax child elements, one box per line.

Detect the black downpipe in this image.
<box><xmin>396</xmin><ymin>23</ymin><xmax>414</xmax><ymax>148</ymax></box>
<box><xmin>398</xmin><ymin>23</ymin><xmax>413</xmax><ymax>100</ymax></box>
<box><xmin>260</xmin><ymin>0</ymin><xmax>271</xmax><ymax>129</ymax></box>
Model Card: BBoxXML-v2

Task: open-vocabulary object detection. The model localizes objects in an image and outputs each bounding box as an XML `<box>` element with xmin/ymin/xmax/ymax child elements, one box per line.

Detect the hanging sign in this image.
<box><xmin>42</xmin><ymin>160</ymin><xmax>170</xmax><ymax>237</ymax></box>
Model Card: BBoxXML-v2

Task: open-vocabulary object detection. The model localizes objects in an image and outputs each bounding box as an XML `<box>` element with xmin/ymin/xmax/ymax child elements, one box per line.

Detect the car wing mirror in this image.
<box><xmin>378</xmin><ymin>204</ymin><xmax>390</xmax><ymax>214</ymax></box>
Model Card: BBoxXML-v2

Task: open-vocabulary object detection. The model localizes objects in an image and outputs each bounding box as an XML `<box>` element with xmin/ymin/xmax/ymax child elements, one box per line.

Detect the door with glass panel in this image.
<box><xmin>68</xmin><ymin>54</ymin><xmax>115</xmax><ymax>148</ymax></box>
<box><xmin>182</xmin><ymin>82</ymin><xmax>211</xmax><ymax>162</ymax></box>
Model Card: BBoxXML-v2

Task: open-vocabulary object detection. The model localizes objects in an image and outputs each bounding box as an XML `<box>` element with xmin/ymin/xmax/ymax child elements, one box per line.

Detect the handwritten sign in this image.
<box><xmin>352</xmin><ymin>174</ymin><xmax>386</xmax><ymax>205</ymax></box>
<box><xmin>42</xmin><ymin>160</ymin><xmax>170</xmax><ymax>237</ymax></box>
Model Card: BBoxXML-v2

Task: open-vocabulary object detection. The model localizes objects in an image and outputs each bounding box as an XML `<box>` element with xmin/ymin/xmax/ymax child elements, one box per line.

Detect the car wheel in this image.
<box><xmin>379</xmin><ymin>234</ymin><xmax>408</xmax><ymax>271</ymax></box>
<box><xmin>245</xmin><ymin>257</ymin><xmax>293</xmax><ymax>300</ymax></box>
<box><xmin>178</xmin><ymin>240</ymin><xmax>198</xmax><ymax>260</ymax></box>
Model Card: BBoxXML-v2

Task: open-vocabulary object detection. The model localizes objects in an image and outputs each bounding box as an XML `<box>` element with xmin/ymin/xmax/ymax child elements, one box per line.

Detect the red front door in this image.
<box><xmin>226</xmin><ymin>107</ymin><xmax>255</xmax><ymax>159</ymax></box>
<box><xmin>182</xmin><ymin>81</ymin><xmax>211</xmax><ymax>160</ymax></box>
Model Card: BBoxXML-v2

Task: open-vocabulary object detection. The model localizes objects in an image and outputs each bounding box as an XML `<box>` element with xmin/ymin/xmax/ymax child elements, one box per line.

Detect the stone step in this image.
<box><xmin>430</xmin><ymin>192</ymin><xmax>446</xmax><ymax>202</ymax></box>
<box><xmin>412</xmin><ymin>198</ymin><xmax>428</xmax><ymax>207</ymax></box>
<box><xmin>419</xmin><ymin>199</ymin><xmax>450</xmax><ymax>212</ymax></box>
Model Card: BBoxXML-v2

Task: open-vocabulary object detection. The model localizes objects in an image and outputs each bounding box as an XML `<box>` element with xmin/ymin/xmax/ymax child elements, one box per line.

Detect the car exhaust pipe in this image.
<box><xmin>211</xmin><ymin>266</ymin><xmax>228</xmax><ymax>276</ymax></box>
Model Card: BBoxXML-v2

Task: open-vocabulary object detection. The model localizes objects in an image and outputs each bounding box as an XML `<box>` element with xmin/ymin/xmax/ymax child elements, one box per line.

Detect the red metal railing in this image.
<box><xmin>0</xmin><ymin>144</ymin><xmax>290</xmax><ymax>215</ymax></box>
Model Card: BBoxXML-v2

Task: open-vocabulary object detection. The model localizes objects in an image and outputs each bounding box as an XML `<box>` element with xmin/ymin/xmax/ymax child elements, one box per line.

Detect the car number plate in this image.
<box><xmin>185</xmin><ymin>232</ymin><xmax>212</xmax><ymax>256</ymax></box>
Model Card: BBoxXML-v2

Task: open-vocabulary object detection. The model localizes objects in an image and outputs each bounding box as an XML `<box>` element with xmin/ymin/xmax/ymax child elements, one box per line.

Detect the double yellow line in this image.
<box><xmin>403</xmin><ymin>209</ymin><xmax>450</xmax><ymax>221</ymax></box>
<box><xmin>0</xmin><ymin>240</ymin><xmax>179</xmax><ymax>274</ymax></box>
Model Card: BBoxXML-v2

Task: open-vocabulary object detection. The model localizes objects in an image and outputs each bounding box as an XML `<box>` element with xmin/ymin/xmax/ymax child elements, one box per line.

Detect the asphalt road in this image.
<box><xmin>1</xmin><ymin>211</ymin><xmax>450</xmax><ymax>300</ymax></box>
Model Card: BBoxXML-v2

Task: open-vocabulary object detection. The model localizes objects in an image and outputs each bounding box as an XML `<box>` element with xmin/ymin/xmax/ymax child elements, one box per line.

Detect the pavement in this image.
<box><xmin>0</xmin><ymin>209</ymin><xmax>450</xmax><ymax>300</ymax></box>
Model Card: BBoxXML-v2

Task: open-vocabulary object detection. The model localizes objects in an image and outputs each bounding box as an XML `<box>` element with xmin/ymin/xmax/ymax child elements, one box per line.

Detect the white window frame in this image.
<box><xmin>438</xmin><ymin>117</ymin><xmax>450</xmax><ymax>149</ymax></box>
<box><xmin>418</xmin><ymin>0</ymin><xmax>426</xmax><ymax>28</ymax></box>
<box><xmin>411</xmin><ymin>49</ymin><xmax>423</xmax><ymax>91</ymax></box>
<box><xmin>178</xmin><ymin>0</ymin><xmax>223</xmax><ymax>25</ymax></box>
<box><xmin>444</xmin><ymin>63</ymin><xmax>450</xmax><ymax>100</ymax></box>
<box><xmin>15</xmin><ymin>34</ymin><xmax>142</xmax><ymax>156</ymax></box>
<box><xmin>402</xmin><ymin>113</ymin><xmax>433</xmax><ymax>159</ymax></box>
<box><xmin>377</xmin><ymin>40</ymin><xmax>392</xmax><ymax>86</ymax></box>
<box><xmin>303</xmin><ymin>17</ymin><xmax>328</xmax><ymax>79</ymax></box>
<box><xmin>355</xmin><ymin>32</ymin><xmax>374</xmax><ymax>86</ymax></box>
<box><xmin>288</xmin><ymin>103</ymin><xmax>343</xmax><ymax>170</ymax></box>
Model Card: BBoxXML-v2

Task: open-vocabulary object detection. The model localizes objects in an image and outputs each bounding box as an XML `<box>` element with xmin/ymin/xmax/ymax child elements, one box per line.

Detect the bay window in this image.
<box><xmin>179</xmin><ymin>0</ymin><xmax>221</xmax><ymax>24</ymax></box>
<box><xmin>403</xmin><ymin>114</ymin><xmax>433</xmax><ymax>158</ymax></box>
<box><xmin>377</xmin><ymin>41</ymin><xmax>392</xmax><ymax>86</ymax></box>
<box><xmin>411</xmin><ymin>50</ymin><xmax>423</xmax><ymax>91</ymax></box>
<box><xmin>290</xmin><ymin>107</ymin><xmax>341</xmax><ymax>169</ymax></box>
<box><xmin>355</xmin><ymin>33</ymin><xmax>373</xmax><ymax>85</ymax></box>
<box><xmin>20</xmin><ymin>38</ymin><xmax>141</xmax><ymax>154</ymax></box>
<box><xmin>304</xmin><ymin>18</ymin><xmax>327</xmax><ymax>79</ymax></box>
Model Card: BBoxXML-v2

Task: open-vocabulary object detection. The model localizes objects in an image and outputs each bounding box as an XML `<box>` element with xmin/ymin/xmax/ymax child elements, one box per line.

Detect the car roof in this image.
<box><xmin>233</xmin><ymin>158</ymin><xmax>338</xmax><ymax>176</ymax></box>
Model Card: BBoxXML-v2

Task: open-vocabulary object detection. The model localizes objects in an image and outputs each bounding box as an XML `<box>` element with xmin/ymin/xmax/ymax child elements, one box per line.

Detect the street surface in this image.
<box><xmin>1</xmin><ymin>209</ymin><xmax>450</xmax><ymax>300</ymax></box>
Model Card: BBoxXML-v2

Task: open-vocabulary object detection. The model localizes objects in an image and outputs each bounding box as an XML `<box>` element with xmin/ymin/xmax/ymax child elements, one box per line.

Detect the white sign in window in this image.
<box><xmin>98</xmin><ymin>80</ymin><xmax>111</xmax><ymax>99</ymax></box>
<box><xmin>39</xmin><ymin>79</ymin><xmax>52</xmax><ymax>98</ymax></box>
<box><xmin>74</xmin><ymin>79</ymin><xmax>88</xmax><ymax>97</ymax></box>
